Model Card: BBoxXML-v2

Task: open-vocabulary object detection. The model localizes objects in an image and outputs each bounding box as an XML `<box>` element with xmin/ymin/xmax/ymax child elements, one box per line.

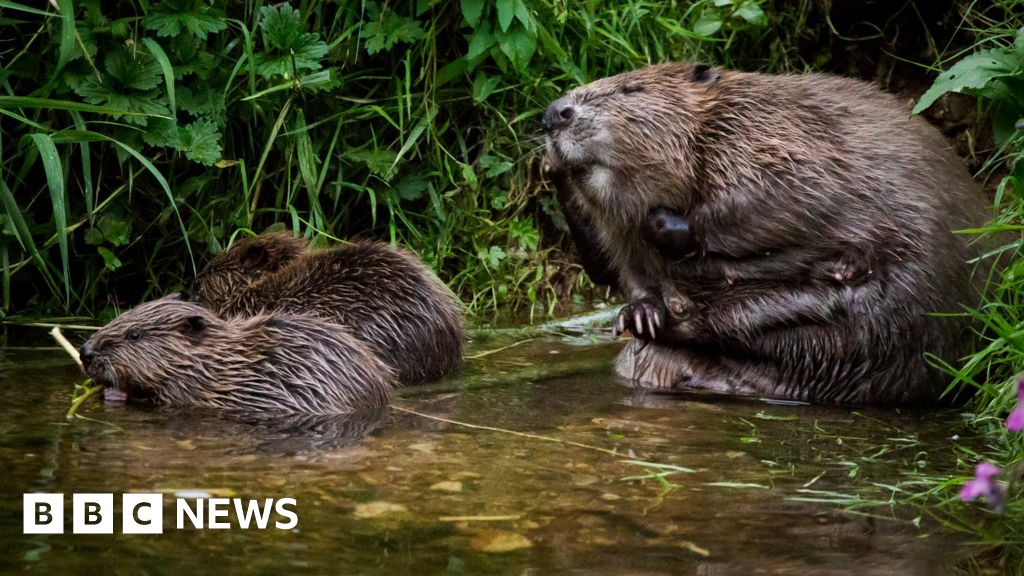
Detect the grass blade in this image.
<box><xmin>0</xmin><ymin>176</ymin><xmax>60</xmax><ymax>297</ymax></box>
<box><xmin>49</xmin><ymin>130</ymin><xmax>195</xmax><ymax>274</ymax></box>
<box><xmin>26</xmin><ymin>133</ymin><xmax>70</xmax><ymax>306</ymax></box>
<box><xmin>142</xmin><ymin>38</ymin><xmax>176</xmax><ymax>116</ymax></box>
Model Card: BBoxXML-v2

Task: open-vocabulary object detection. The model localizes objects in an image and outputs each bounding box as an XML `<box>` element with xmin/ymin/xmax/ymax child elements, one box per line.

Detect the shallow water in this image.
<box><xmin>0</xmin><ymin>321</ymin><xmax>982</xmax><ymax>574</ymax></box>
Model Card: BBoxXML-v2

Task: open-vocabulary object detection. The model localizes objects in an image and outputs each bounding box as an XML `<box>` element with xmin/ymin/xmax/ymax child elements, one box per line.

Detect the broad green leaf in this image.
<box><xmin>497</xmin><ymin>25</ymin><xmax>536</xmax><ymax>73</ymax></box>
<box><xmin>734</xmin><ymin>1</ymin><xmax>767</xmax><ymax>26</ymax></box>
<box><xmin>496</xmin><ymin>0</ymin><xmax>514</xmax><ymax>32</ymax></box>
<box><xmin>472</xmin><ymin>72</ymin><xmax>500</xmax><ymax>102</ymax></box>
<box><xmin>467</xmin><ymin>23</ymin><xmax>495</xmax><ymax>60</ymax></box>
<box><xmin>693</xmin><ymin>15</ymin><xmax>723</xmax><ymax>36</ymax></box>
<box><xmin>513</xmin><ymin>0</ymin><xmax>535</xmax><ymax>35</ymax></box>
<box><xmin>460</xmin><ymin>0</ymin><xmax>484</xmax><ymax>27</ymax></box>
<box><xmin>913</xmin><ymin>48</ymin><xmax>1023</xmax><ymax>114</ymax></box>
<box><xmin>97</xmin><ymin>246</ymin><xmax>122</xmax><ymax>271</ymax></box>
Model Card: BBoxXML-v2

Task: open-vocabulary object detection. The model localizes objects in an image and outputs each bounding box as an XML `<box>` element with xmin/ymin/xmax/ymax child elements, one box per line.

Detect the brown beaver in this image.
<box><xmin>79</xmin><ymin>299</ymin><xmax>394</xmax><ymax>414</ymax></box>
<box><xmin>191</xmin><ymin>233</ymin><xmax>465</xmax><ymax>385</ymax></box>
<box><xmin>544</xmin><ymin>61</ymin><xmax>995</xmax><ymax>405</ymax></box>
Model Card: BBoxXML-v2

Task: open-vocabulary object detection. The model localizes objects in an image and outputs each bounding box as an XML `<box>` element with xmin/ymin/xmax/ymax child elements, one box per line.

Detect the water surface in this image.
<box><xmin>0</xmin><ymin>322</ymin><xmax>980</xmax><ymax>574</ymax></box>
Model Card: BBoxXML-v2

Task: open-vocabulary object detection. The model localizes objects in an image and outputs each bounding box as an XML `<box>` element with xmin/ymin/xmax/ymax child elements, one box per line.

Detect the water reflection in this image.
<box><xmin>0</xmin><ymin>325</ymin><xmax>982</xmax><ymax>575</ymax></box>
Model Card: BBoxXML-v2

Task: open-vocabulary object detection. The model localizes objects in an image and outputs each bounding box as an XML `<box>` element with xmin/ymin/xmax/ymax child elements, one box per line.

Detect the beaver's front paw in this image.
<box><xmin>613</xmin><ymin>297</ymin><xmax>665</xmax><ymax>341</ymax></box>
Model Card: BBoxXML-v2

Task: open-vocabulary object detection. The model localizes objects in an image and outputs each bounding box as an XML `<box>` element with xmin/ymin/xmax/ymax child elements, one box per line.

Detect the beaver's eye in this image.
<box><xmin>126</xmin><ymin>329</ymin><xmax>141</xmax><ymax>341</ymax></box>
<box><xmin>621</xmin><ymin>83</ymin><xmax>643</xmax><ymax>94</ymax></box>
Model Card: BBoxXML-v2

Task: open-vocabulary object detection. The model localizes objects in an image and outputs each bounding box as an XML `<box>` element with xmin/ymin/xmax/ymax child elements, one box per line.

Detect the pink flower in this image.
<box><xmin>960</xmin><ymin>462</ymin><xmax>1005</xmax><ymax>512</ymax></box>
<box><xmin>1008</xmin><ymin>377</ymin><xmax>1024</xmax><ymax>432</ymax></box>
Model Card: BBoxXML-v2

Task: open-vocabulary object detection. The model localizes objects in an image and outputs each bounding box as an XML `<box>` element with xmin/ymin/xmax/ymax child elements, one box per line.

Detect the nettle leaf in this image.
<box><xmin>75</xmin><ymin>76</ymin><xmax>169</xmax><ymax>126</ymax></box>
<box><xmin>344</xmin><ymin>148</ymin><xmax>400</xmax><ymax>179</ymax></box>
<box><xmin>360</xmin><ymin>10</ymin><xmax>426</xmax><ymax>55</ymax></box>
<box><xmin>396</xmin><ymin>174</ymin><xmax>430</xmax><ymax>201</ymax></box>
<box><xmin>256</xmin><ymin>4</ymin><xmax>328</xmax><ymax>78</ymax></box>
<box><xmin>177</xmin><ymin>85</ymin><xmax>225</xmax><ymax>119</ymax></box>
<box><xmin>508</xmin><ymin>217</ymin><xmax>539</xmax><ymax>251</ymax></box>
<box><xmin>98</xmin><ymin>215</ymin><xmax>131</xmax><ymax>246</ymax></box>
<box><xmin>914</xmin><ymin>47</ymin><xmax>1024</xmax><ymax>114</ymax></box>
<box><xmin>142</xmin><ymin>117</ymin><xmax>180</xmax><ymax>147</ymax></box>
<box><xmin>177</xmin><ymin>119</ymin><xmax>222</xmax><ymax>165</ymax></box>
<box><xmin>261</xmin><ymin>4</ymin><xmax>306</xmax><ymax>51</ymax></box>
<box><xmin>170</xmin><ymin>34</ymin><xmax>217</xmax><ymax>79</ymax></box>
<box><xmin>145</xmin><ymin>0</ymin><xmax>228</xmax><ymax>40</ymax></box>
<box><xmin>105</xmin><ymin>47</ymin><xmax>163</xmax><ymax>91</ymax></box>
<box><xmin>478</xmin><ymin>154</ymin><xmax>512</xmax><ymax>177</ymax></box>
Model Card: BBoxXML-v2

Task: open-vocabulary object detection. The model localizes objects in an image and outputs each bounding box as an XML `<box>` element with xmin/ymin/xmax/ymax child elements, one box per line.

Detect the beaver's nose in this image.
<box><xmin>79</xmin><ymin>341</ymin><xmax>95</xmax><ymax>367</ymax></box>
<box><xmin>543</xmin><ymin>97</ymin><xmax>575</xmax><ymax>131</ymax></box>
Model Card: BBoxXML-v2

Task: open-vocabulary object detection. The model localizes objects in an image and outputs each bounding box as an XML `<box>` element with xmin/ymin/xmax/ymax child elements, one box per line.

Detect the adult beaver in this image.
<box><xmin>79</xmin><ymin>299</ymin><xmax>394</xmax><ymax>414</ymax></box>
<box><xmin>191</xmin><ymin>233</ymin><xmax>464</xmax><ymax>385</ymax></box>
<box><xmin>544</xmin><ymin>61</ymin><xmax>995</xmax><ymax>405</ymax></box>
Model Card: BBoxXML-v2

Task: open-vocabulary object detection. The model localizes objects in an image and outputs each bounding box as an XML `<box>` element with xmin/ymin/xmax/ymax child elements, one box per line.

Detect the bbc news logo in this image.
<box><xmin>23</xmin><ymin>493</ymin><xmax>298</xmax><ymax>534</ymax></box>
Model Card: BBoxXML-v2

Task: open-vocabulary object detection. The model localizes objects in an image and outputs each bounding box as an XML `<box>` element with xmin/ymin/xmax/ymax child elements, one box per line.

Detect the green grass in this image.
<box><xmin>0</xmin><ymin>0</ymin><xmax>824</xmax><ymax>320</ymax></box>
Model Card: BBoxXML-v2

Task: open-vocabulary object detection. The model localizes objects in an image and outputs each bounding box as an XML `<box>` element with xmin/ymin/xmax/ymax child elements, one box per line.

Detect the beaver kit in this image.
<box><xmin>544</xmin><ymin>61</ymin><xmax>996</xmax><ymax>405</ymax></box>
<box><xmin>191</xmin><ymin>233</ymin><xmax>465</xmax><ymax>386</ymax></box>
<box><xmin>80</xmin><ymin>299</ymin><xmax>394</xmax><ymax>414</ymax></box>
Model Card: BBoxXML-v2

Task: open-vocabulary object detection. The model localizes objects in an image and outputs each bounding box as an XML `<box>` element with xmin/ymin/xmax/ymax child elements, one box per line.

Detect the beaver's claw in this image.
<box><xmin>613</xmin><ymin>297</ymin><xmax>665</xmax><ymax>341</ymax></box>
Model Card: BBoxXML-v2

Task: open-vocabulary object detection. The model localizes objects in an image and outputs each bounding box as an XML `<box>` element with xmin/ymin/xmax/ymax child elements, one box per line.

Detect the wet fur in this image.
<box><xmin>82</xmin><ymin>299</ymin><xmax>394</xmax><ymax>414</ymax></box>
<box><xmin>193</xmin><ymin>234</ymin><xmax>465</xmax><ymax>385</ymax></box>
<box><xmin>546</xmin><ymin>62</ymin><xmax>995</xmax><ymax>405</ymax></box>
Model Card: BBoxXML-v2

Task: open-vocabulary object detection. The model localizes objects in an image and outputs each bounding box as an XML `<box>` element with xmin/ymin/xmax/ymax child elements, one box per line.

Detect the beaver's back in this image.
<box><xmin>241</xmin><ymin>241</ymin><xmax>465</xmax><ymax>385</ymax></box>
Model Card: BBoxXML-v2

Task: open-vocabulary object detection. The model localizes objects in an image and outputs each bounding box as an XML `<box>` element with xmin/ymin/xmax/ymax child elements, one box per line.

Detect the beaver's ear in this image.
<box><xmin>691</xmin><ymin>63</ymin><xmax>720</xmax><ymax>84</ymax></box>
<box><xmin>238</xmin><ymin>244</ymin><xmax>269</xmax><ymax>269</ymax></box>
<box><xmin>183</xmin><ymin>315</ymin><xmax>206</xmax><ymax>333</ymax></box>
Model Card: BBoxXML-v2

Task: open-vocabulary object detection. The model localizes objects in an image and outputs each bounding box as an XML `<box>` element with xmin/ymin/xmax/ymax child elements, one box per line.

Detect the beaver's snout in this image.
<box><xmin>79</xmin><ymin>340</ymin><xmax>96</xmax><ymax>369</ymax></box>
<box><xmin>543</xmin><ymin>96</ymin><xmax>575</xmax><ymax>131</ymax></box>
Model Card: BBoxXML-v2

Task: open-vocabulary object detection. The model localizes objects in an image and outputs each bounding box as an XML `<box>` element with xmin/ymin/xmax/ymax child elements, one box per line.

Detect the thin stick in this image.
<box><xmin>390</xmin><ymin>405</ymin><xmax>621</xmax><ymax>457</ymax></box>
<box><xmin>464</xmin><ymin>337</ymin><xmax>537</xmax><ymax>360</ymax></box>
<box><xmin>438</xmin><ymin>515</ymin><xmax>521</xmax><ymax>522</ymax></box>
<box><xmin>17</xmin><ymin>322</ymin><xmax>100</xmax><ymax>332</ymax></box>
<box><xmin>50</xmin><ymin>326</ymin><xmax>83</xmax><ymax>369</ymax></box>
